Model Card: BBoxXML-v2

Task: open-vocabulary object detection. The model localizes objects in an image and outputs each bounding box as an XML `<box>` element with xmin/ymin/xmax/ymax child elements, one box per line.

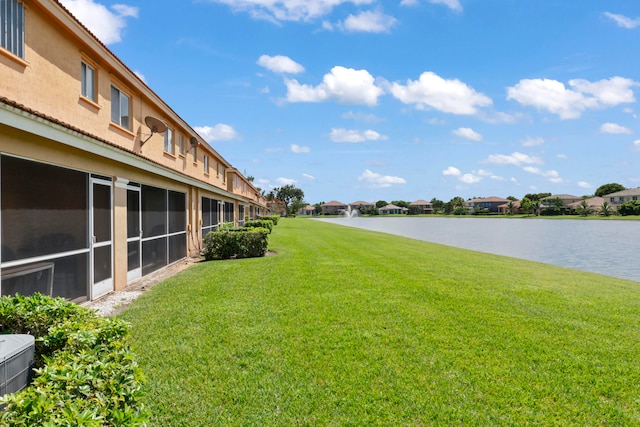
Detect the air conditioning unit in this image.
<box><xmin>0</xmin><ymin>334</ymin><xmax>35</xmax><ymax>397</ymax></box>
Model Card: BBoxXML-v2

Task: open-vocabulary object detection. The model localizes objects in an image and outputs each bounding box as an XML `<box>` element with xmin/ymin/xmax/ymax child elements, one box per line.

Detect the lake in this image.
<box><xmin>316</xmin><ymin>216</ymin><xmax>640</xmax><ymax>282</ymax></box>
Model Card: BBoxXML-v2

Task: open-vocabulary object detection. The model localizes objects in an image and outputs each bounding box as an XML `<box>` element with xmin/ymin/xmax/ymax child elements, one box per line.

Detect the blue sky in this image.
<box><xmin>61</xmin><ymin>0</ymin><xmax>640</xmax><ymax>204</ymax></box>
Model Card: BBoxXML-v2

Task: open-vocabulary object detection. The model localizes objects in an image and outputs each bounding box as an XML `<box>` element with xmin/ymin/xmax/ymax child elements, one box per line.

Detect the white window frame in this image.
<box><xmin>177</xmin><ymin>135</ymin><xmax>184</xmax><ymax>155</ymax></box>
<box><xmin>81</xmin><ymin>61</ymin><xmax>96</xmax><ymax>102</ymax></box>
<box><xmin>110</xmin><ymin>85</ymin><xmax>131</xmax><ymax>129</ymax></box>
<box><xmin>164</xmin><ymin>127</ymin><xmax>174</xmax><ymax>154</ymax></box>
<box><xmin>204</xmin><ymin>155</ymin><xmax>209</xmax><ymax>174</ymax></box>
<box><xmin>0</xmin><ymin>0</ymin><xmax>24</xmax><ymax>58</ymax></box>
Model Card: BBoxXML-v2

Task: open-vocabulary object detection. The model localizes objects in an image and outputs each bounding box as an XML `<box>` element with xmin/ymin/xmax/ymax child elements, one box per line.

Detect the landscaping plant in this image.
<box><xmin>0</xmin><ymin>294</ymin><xmax>149</xmax><ymax>426</ymax></box>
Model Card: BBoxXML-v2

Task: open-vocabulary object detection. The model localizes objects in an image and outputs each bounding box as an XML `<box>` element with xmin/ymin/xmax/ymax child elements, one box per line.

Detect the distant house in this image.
<box><xmin>349</xmin><ymin>201</ymin><xmax>373</xmax><ymax>215</ymax></box>
<box><xmin>465</xmin><ymin>197</ymin><xmax>511</xmax><ymax>213</ymax></box>
<box><xmin>297</xmin><ymin>205</ymin><xmax>316</xmax><ymax>216</ymax></box>
<box><xmin>322</xmin><ymin>200</ymin><xmax>348</xmax><ymax>215</ymax></box>
<box><xmin>410</xmin><ymin>200</ymin><xmax>434</xmax><ymax>214</ymax></box>
<box><xmin>267</xmin><ymin>200</ymin><xmax>287</xmax><ymax>217</ymax></box>
<box><xmin>567</xmin><ymin>197</ymin><xmax>605</xmax><ymax>213</ymax></box>
<box><xmin>379</xmin><ymin>204</ymin><xmax>407</xmax><ymax>215</ymax></box>
<box><xmin>497</xmin><ymin>200</ymin><xmax>521</xmax><ymax>214</ymax></box>
<box><xmin>604</xmin><ymin>188</ymin><xmax>640</xmax><ymax>207</ymax></box>
<box><xmin>540</xmin><ymin>194</ymin><xmax>583</xmax><ymax>208</ymax></box>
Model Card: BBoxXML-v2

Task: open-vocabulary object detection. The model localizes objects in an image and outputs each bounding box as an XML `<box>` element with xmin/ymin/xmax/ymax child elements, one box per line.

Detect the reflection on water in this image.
<box><xmin>317</xmin><ymin>217</ymin><xmax>640</xmax><ymax>282</ymax></box>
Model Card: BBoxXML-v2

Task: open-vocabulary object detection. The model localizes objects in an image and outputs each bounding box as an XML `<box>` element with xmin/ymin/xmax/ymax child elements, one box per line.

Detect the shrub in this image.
<box><xmin>0</xmin><ymin>294</ymin><xmax>149</xmax><ymax>426</ymax></box>
<box><xmin>244</xmin><ymin>219</ymin><xmax>273</xmax><ymax>233</ymax></box>
<box><xmin>203</xmin><ymin>228</ymin><xmax>269</xmax><ymax>260</ymax></box>
<box><xmin>617</xmin><ymin>200</ymin><xmax>640</xmax><ymax>216</ymax></box>
<box><xmin>258</xmin><ymin>215</ymin><xmax>279</xmax><ymax>225</ymax></box>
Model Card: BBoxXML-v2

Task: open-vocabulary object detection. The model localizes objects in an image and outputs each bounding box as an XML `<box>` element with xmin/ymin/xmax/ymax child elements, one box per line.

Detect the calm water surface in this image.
<box><xmin>317</xmin><ymin>217</ymin><xmax>640</xmax><ymax>282</ymax></box>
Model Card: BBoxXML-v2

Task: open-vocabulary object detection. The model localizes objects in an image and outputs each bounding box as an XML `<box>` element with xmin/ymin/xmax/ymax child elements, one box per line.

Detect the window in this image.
<box><xmin>141</xmin><ymin>185</ymin><xmax>186</xmax><ymax>275</ymax></box>
<box><xmin>110</xmin><ymin>85</ymin><xmax>130</xmax><ymax>129</ymax></box>
<box><xmin>1</xmin><ymin>155</ymin><xmax>90</xmax><ymax>301</ymax></box>
<box><xmin>164</xmin><ymin>127</ymin><xmax>174</xmax><ymax>154</ymax></box>
<box><xmin>192</xmin><ymin>145</ymin><xmax>197</xmax><ymax>163</ymax></box>
<box><xmin>81</xmin><ymin>61</ymin><xmax>96</xmax><ymax>101</ymax></box>
<box><xmin>204</xmin><ymin>155</ymin><xmax>209</xmax><ymax>174</ymax></box>
<box><xmin>201</xmin><ymin>197</ymin><xmax>221</xmax><ymax>244</ymax></box>
<box><xmin>633</xmin><ymin>196</ymin><xmax>638</xmax><ymax>201</ymax></box>
<box><xmin>178</xmin><ymin>135</ymin><xmax>184</xmax><ymax>155</ymax></box>
<box><xmin>0</xmin><ymin>0</ymin><xmax>24</xmax><ymax>58</ymax></box>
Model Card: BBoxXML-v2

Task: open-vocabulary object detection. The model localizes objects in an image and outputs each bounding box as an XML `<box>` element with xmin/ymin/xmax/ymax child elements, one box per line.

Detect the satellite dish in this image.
<box><xmin>141</xmin><ymin>116</ymin><xmax>167</xmax><ymax>145</ymax></box>
<box><xmin>145</xmin><ymin>116</ymin><xmax>167</xmax><ymax>133</ymax></box>
<box><xmin>189</xmin><ymin>137</ymin><xmax>200</xmax><ymax>148</ymax></box>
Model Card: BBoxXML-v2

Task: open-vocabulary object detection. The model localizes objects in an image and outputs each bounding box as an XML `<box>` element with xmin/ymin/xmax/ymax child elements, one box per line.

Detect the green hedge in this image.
<box><xmin>0</xmin><ymin>294</ymin><xmax>149</xmax><ymax>426</ymax></box>
<box><xmin>258</xmin><ymin>215</ymin><xmax>280</xmax><ymax>225</ymax></box>
<box><xmin>244</xmin><ymin>219</ymin><xmax>273</xmax><ymax>233</ymax></box>
<box><xmin>203</xmin><ymin>228</ymin><xmax>269</xmax><ymax>260</ymax></box>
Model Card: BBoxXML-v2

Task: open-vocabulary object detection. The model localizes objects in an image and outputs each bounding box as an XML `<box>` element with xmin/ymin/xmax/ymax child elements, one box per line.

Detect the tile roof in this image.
<box><xmin>603</xmin><ymin>188</ymin><xmax>640</xmax><ymax>197</ymax></box>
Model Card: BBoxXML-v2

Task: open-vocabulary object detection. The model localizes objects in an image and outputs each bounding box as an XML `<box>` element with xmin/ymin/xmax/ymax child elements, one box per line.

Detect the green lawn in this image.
<box><xmin>119</xmin><ymin>218</ymin><xmax>640</xmax><ymax>426</ymax></box>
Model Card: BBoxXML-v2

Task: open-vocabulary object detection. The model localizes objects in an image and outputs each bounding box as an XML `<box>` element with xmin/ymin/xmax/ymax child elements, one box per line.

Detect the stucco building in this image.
<box><xmin>0</xmin><ymin>0</ymin><xmax>266</xmax><ymax>302</ymax></box>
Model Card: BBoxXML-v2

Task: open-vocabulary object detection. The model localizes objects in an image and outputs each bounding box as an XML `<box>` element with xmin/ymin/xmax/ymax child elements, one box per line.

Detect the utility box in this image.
<box><xmin>0</xmin><ymin>334</ymin><xmax>35</xmax><ymax>397</ymax></box>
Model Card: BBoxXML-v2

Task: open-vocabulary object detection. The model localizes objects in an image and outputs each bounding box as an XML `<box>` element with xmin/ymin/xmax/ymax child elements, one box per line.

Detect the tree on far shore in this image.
<box><xmin>595</xmin><ymin>183</ymin><xmax>625</xmax><ymax>197</ymax></box>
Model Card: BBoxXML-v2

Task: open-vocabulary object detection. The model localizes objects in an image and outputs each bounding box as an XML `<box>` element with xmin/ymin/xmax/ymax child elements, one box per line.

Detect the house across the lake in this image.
<box><xmin>0</xmin><ymin>0</ymin><xmax>266</xmax><ymax>302</ymax></box>
<box><xmin>465</xmin><ymin>197</ymin><xmax>511</xmax><ymax>213</ymax></box>
<box><xmin>604</xmin><ymin>188</ymin><xmax>640</xmax><ymax>207</ymax></box>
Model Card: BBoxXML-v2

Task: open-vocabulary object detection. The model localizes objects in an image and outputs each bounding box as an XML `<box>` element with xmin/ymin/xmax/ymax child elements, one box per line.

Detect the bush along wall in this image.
<box><xmin>0</xmin><ymin>293</ymin><xmax>149</xmax><ymax>426</ymax></box>
<box><xmin>258</xmin><ymin>215</ymin><xmax>280</xmax><ymax>226</ymax></box>
<box><xmin>244</xmin><ymin>219</ymin><xmax>273</xmax><ymax>233</ymax></box>
<box><xmin>203</xmin><ymin>227</ymin><xmax>269</xmax><ymax>260</ymax></box>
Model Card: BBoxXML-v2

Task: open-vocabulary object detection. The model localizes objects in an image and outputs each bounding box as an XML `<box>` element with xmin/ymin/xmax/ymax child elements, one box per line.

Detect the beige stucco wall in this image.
<box><xmin>0</xmin><ymin>0</ymin><xmax>263</xmax><ymax>209</ymax></box>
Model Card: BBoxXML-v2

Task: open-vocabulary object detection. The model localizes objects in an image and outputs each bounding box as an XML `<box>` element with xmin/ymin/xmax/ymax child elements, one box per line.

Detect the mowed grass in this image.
<box><xmin>119</xmin><ymin>218</ymin><xmax>640</xmax><ymax>426</ymax></box>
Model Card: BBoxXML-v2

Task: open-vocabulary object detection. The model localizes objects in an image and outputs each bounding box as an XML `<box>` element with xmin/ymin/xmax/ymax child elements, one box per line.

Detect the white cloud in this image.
<box><xmin>459</xmin><ymin>173</ymin><xmax>481</xmax><ymax>184</ymax></box>
<box><xmin>390</xmin><ymin>71</ymin><xmax>492</xmax><ymax>115</ymax></box>
<box><xmin>507</xmin><ymin>77</ymin><xmax>637</xmax><ymax>119</ymax></box>
<box><xmin>133</xmin><ymin>70</ymin><xmax>146</xmax><ymax>83</ymax></box>
<box><xmin>557</xmin><ymin>153</ymin><xmax>568</xmax><ymax>159</ymax></box>
<box><xmin>257</xmin><ymin>55</ymin><xmax>304</xmax><ymax>74</ymax></box>
<box><xmin>521</xmin><ymin>137</ymin><xmax>544</xmax><ymax>147</ymax></box>
<box><xmin>604</xmin><ymin>12</ymin><xmax>640</xmax><ymax>29</ymax></box>
<box><xmin>195</xmin><ymin>124</ymin><xmax>240</xmax><ymax>142</ymax></box>
<box><xmin>486</xmin><ymin>152</ymin><xmax>543</xmax><ymax>166</ymax></box>
<box><xmin>633</xmin><ymin>140</ymin><xmax>640</xmax><ymax>150</ymax></box>
<box><xmin>340</xmin><ymin>10</ymin><xmax>397</xmax><ymax>33</ymax></box>
<box><xmin>291</xmin><ymin>144</ymin><xmax>310</xmax><ymax>153</ymax></box>
<box><xmin>522</xmin><ymin>167</ymin><xmax>563</xmax><ymax>183</ymax></box>
<box><xmin>358</xmin><ymin>169</ymin><xmax>406</xmax><ymax>188</ymax></box>
<box><xmin>302</xmin><ymin>173</ymin><xmax>315</xmax><ymax>180</ymax></box>
<box><xmin>442</xmin><ymin>166</ymin><xmax>461</xmax><ymax>176</ymax></box>
<box><xmin>402</xmin><ymin>0</ymin><xmax>461</xmax><ymax>12</ymax></box>
<box><xmin>330</xmin><ymin>128</ymin><xmax>387</xmax><ymax>143</ymax></box>
<box><xmin>276</xmin><ymin>177</ymin><xmax>297</xmax><ymax>185</ymax></box>
<box><xmin>452</xmin><ymin>127</ymin><xmax>482</xmax><ymax>141</ymax></box>
<box><xmin>285</xmin><ymin>66</ymin><xmax>383</xmax><ymax>106</ymax></box>
<box><xmin>59</xmin><ymin>0</ymin><xmax>138</xmax><ymax>44</ymax></box>
<box><xmin>442</xmin><ymin>167</ymin><xmax>486</xmax><ymax>184</ymax></box>
<box><xmin>600</xmin><ymin>122</ymin><xmax>633</xmax><ymax>134</ymax></box>
<box><xmin>208</xmin><ymin>0</ymin><xmax>375</xmax><ymax>23</ymax></box>
<box><xmin>428</xmin><ymin>0</ymin><xmax>462</xmax><ymax>12</ymax></box>
<box><xmin>578</xmin><ymin>181</ymin><xmax>592</xmax><ymax>189</ymax></box>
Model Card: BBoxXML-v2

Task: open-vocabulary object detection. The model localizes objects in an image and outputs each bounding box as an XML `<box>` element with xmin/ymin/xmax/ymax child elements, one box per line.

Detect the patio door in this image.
<box><xmin>90</xmin><ymin>178</ymin><xmax>113</xmax><ymax>299</ymax></box>
<box><xmin>127</xmin><ymin>186</ymin><xmax>142</xmax><ymax>281</ymax></box>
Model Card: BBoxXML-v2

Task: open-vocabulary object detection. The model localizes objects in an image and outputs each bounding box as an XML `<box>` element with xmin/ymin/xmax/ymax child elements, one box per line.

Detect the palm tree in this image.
<box><xmin>577</xmin><ymin>200</ymin><xmax>594</xmax><ymax>217</ymax></box>
<box><xmin>531</xmin><ymin>200</ymin><xmax>541</xmax><ymax>216</ymax></box>
<box><xmin>599</xmin><ymin>201</ymin><xmax>613</xmax><ymax>217</ymax></box>
<box><xmin>506</xmin><ymin>200</ymin><xmax>515</xmax><ymax>215</ymax></box>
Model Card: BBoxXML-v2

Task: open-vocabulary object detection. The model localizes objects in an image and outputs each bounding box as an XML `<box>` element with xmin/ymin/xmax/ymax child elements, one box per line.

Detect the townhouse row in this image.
<box><xmin>0</xmin><ymin>0</ymin><xmax>267</xmax><ymax>302</ymax></box>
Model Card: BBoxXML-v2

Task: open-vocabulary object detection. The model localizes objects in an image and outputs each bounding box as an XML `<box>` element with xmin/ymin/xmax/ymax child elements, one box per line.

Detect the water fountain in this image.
<box><xmin>341</xmin><ymin>206</ymin><xmax>360</xmax><ymax>218</ymax></box>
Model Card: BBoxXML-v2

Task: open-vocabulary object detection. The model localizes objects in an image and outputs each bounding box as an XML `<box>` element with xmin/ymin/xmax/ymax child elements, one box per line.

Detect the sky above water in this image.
<box><xmin>60</xmin><ymin>0</ymin><xmax>640</xmax><ymax>204</ymax></box>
